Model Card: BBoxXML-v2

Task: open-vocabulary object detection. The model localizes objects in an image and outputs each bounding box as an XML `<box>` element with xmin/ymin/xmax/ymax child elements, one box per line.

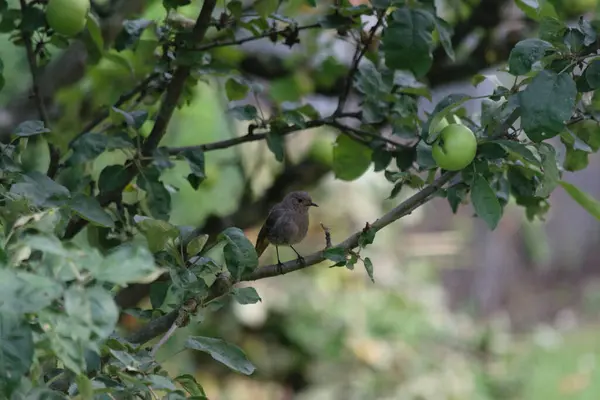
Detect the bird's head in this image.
<box><xmin>284</xmin><ymin>191</ymin><xmax>318</xmax><ymax>211</ymax></box>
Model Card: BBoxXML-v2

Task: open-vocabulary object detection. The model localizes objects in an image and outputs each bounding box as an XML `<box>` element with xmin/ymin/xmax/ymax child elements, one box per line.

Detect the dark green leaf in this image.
<box><xmin>182</xmin><ymin>148</ymin><xmax>205</xmax><ymax>181</ymax></box>
<box><xmin>0</xmin><ymin>313</ymin><xmax>33</xmax><ymax>387</ymax></box>
<box><xmin>494</xmin><ymin>140</ymin><xmax>541</xmax><ymax>166</ymax></box>
<box><xmin>508</xmin><ymin>39</ymin><xmax>552</xmax><ymax>76</ymax></box>
<box><xmin>185</xmin><ymin>336</ymin><xmax>256</xmax><ymax>375</ymax></box>
<box><xmin>433</xmin><ymin>17</ymin><xmax>454</xmax><ymax>61</ymax></box>
<box><xmin>382</xmin><ymin>8</ymin><xmax>435</xmax><ymax>78</ymax></box>
<box><xmin>539</xmin><ymin>17</ymin><xmax>566</xmax><ymax>43</ymax></box>
<box><xmin>138</xmin><ymin>167</ymin><xmax>171</xmax><ymax>221</ymax></box>
<box><xmin>218</xmin><ymin>227</ymin><xmax>258</xmax><ymax>280</ymax></box>
<box><xmin>98</xmin><ymin>165</ymin><xmax>132</xmax><ymax>195</ymax></box>
<box><xmin>149</xmin><ymin>281</ymin><xmax>169</xmax><ymax>309</ymax></box>
<box><xmin>110</xmin><ymin>107</ymin><xmax>135</xmax><ymax>126</ymax></box>
<box><xmin>446</xmin><ymin>183</ymin><xmax>468</xmax><ymax>213</ymax></box>
<box><xmin>266</xmin><ymin>131</ymin><xmax>285</xmax><ymax>162</ymax></box>
<box><xmin>363</xmin><ymin>257</ymin><xmax>374</xmax><ymax>283</ymax></box>
<box><xmin>470</xmin><ymin>174</ymin><xmax>502</xmax><ymax>230</ymax></box>
<box><xmin>68</xmin><ymin>194</ymin><xmax>114</xmax><ymax>228</ymax></box>
<box><xmin>372</xmin><ymin>148</ymin><xmax>392</xmax><ymax>171</ymax></box>
<box><xmin>146</xmin><ymin>375</ymin><xmax>177</xmax><ymax>391</ymax></box>
<box><xmin>578</xmin><ymin>18</ymin><xmax>596</xmax><ymax>46</ymax></box>
<box><xmin>114</xmin><ymin>19</ymin><xmax>153</xmax><ymax>51</ymax></box>
<box><xmin>163</xmin><ymin>0</ymin><xmax>192</xmax><ymax>10</ymax></box>
<box><xmin>333</xmin><ymin>135</ymin><xmax>372</xmax><ymax>181</ymax></box>
<box><xmin>358</xmin><ymin>227</ymin><xmax>376</xmax><ymax>248</ymax></box>
<box><xmin>559</xmin><ymin>180</ymin><xmax>600</xmax><ymax>220</ymax></box>
<box><xmin>91</xmin><ymin>243</ymin><xmax>159</xmax><ymax>285</ymax></box>
<box><xmin>232</xmin><ymin>287</ymin><xmax>262</xmax><ymax>305</ymax></box>
<box><xmin>519</xmin><ymin>71</ymin><xmax>576</xmax><ymax>142</ymax></box>
<box><xmin>14</xmin><ymin>120</ymin><xmax>49</xmax><ymax>137</ymax></box>
<box><xmin>174</xmin><ymin>374</ymin><xmax>207</xmax><ymax>398</ymax></box>
<box><xmin>584</xmin><ymin>59</ymin><xmax>600</xmax><ymax>89</ymax></box>
<box><xmin>323</xmin><ymin>247</ymin><xmax>346</xmax><ymax>263</ymax></box>
<box><xmin>535</xmin><ymin>143</ymin><xmax>560</xmax><ymax>197</ymax></box>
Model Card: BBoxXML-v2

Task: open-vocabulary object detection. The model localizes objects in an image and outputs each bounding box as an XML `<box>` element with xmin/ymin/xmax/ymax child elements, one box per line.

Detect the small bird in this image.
<box><xmin>255</xmin><ymin>191</ymin><xmax>318</xmax><ymax>273</ymax></box>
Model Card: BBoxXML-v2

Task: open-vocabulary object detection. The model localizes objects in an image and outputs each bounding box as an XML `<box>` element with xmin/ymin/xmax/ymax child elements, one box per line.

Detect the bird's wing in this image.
<box><xmin>255</xmin><ymin>205</ymin><xmax>284</xmax><ymax>257</ymax></box>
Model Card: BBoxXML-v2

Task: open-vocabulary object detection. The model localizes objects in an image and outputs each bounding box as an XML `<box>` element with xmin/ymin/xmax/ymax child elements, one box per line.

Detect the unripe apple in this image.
<box><xmin>46</xmin><ymin>0</ymin><xmax>91</xmax><ymax>37</ymax></box>
<box><xmin>431</xmin><ymin>124</ymin><xmax>477</xmax><ymax>171</ymax></box>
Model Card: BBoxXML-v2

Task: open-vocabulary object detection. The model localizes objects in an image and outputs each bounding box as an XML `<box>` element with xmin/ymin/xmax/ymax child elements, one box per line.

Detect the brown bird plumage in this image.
<box><xmin>255</xmin><ymin>191</ymin><xmax>318</xmax><ymax>271</ymax></box>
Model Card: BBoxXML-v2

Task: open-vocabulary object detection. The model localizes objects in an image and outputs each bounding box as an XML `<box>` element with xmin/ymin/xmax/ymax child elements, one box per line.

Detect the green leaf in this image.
<box><xmin>10</xmin><ymin>171</ymin><xmax>71</xmax><ymax>207</ymax></box>
<box><xmin>363</xmin><ymin>257</ymin><xmax>374</xmax><ymax>283</ymax></box>
<box><xmin>225</xmin><ymin>77</ymin><xmax>249</xmax><ymax>101</ymax></box>
<box><xmin>323</xmin><ymin>247</ymin><xmax>346</xmax><ymax>263</ymax></box>
<box><xmin>91</xmin><ymin>243</ymin><xmax>159</xmax><ymax>285</ymax></box>
<box><xmin>138</xmin><ymin>166</ymin><xmax>171</xmax><ymax>221</ymax></box>
<box><xmin>519</xmin><ymin>71</ymin><xmax>576</xmax><ymax>142</ymax></box>
<box><xmin>64</xmin><ymin>285</ymin><xmax>119</xmax><ymax>339</ymax></box>
<box><xmin>182</xmin><ymin>148</ymin><xmax>205</xmax><ymax>186</ymax></box>
<box><xmin>229</xmin><ymin>105</ymin><xmax>258</xmax><ymax>121</ymax></box>
<box><xmin>0</xmin><ymin>313</ymin><xmax>33</xmax><ymax>387</ymax></box>
<box><xmin>114</xmin><ymin>19</ymin><xmax>153</xmax><ymax>51</ymax></box>
<box><xmin>470</xmin><ymin>175</ymin><xmax>502</xmax><ymax>230</ymax></box>
<box><xmin>187</xmin><ymin>234</ymin><xmax>209</xmax><ymax>256</ymax></box>
<box><xmin>358</xmin><ymin>228</ymin><xmax>376</xmax><ymax>248</ymax></box>
<box><xmin>559</xmin><ymin>180</ymin><xmax>600</xmax><ymax>220</ymax></box>
<box><xmin>174</xmin><ymin>374</ymin><xmax>207</xmax><ymax>398</ymax></box>
<box><xmin>433</xmin><ymin>17</ymin><xmax>454</xmax><ymax>61</ymax></box>
<box><xmin>332</xmin><ymin>135</ymin><xmax>372</xmax><ymax>181</ymax></box>
<box><xmin>146</xmin><ymin>374</ymin><xmax>177</xmax><ymax>391</ymax></box>
<box><xmin>68</xmin><ymin>132</ymin><xmax>133</xmax><ymax>165</ymax></box>
<box><xmin>232</xmin><ymin>287</ymin><xmax>262</xmax><ymax>305</ymax></box>
<box><xmin>255</xmin><ymin>0</ymin><xmax>278</xmax><ymax>18</ymax></box>
<box><xmin>163</xmin><ymin>0</ymin><xmax>192</xmax><ymax>9</ymax></box>
<box><xmin>98</xmin><ymin>165</ymin><xmax>132</xmax><ymax>195</ymax></box>
<box><xmin>535</xmin><ymin>143</ymin><xmax>560</xmax><ymax>197</ymax></box>
<box><xmin>508</xmin><ymin>39</ymin><xmax>552</xmax><ymax>76</ymax></box>
<box><xmin>266</xmin><ymin>131</ymin><xmax>285</xmax><ymax>162</ymax></box>
<box><xmin>539</xmin><ymin>17</ymin><xmax>566</xmax><ymax>43</ymax></box>
<box><xmin>68</xmin><ymin>194</ymin><xmax>115</xmax><ymax>228</ymax></box>
<box><xmin>0</xmin><ymin>270</ymin><xmax>63</xmax><ymax>314</ymax></box>
<box><xmin>382</xmin><ymin>8</ymin><xmax>435</xmax><ymax>78</ymax></box>
<box><xmin>185</xmin><ymin>336</ymin><xmax>256</xmax><ymax>375</ymax></box>
<box><xmin>446</xmin><ymin>183</ymin><xmax>468</xmax><ymax>213</ymax></box>
<box><xmin>584</xmin><ymin>59</ymin><xmax>600</xmax><ymax>89</ymax></box>
<box><xmin>14</xmin><ymin>120</ymin><xmax>50</xmax><ymax>137</ymax></box>
<box><xmin>136</xmin><ymin>217</ymin><xmax>179</xmax><ymax>253</ymax></box>
<box><xmin>85</xmin><ymin>13</ymin><xmax>104</xmax><ymax>52</ymax></box>
<box><xmin>514</xmin><ymin>0</ymin><xmax>557</xmax><ymax>21</ymax></box>
<box><xmin>494</xmin><ymin>140</ymin><xmax>541</xmax><ymax>166</ymax></box>
<box><xmin>218</xmin><ymin>227</ymin><xmax>258</xmax><ymax>280</ymax></box>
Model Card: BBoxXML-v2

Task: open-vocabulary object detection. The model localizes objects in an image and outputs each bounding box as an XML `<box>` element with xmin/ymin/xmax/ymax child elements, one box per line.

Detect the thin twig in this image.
<box><xmin>334</xmin><ymin>12</ymin><xmax>386</xmax><ymax>116</ymax></box>
<box><xmin>19</xmin><ymin>0</ymin><xmax>59</xmax><ymax>178</ymax></box>
<box><xmin>69</xmin><ymin>72</ymin><xmax>162</xmax><ymax>146</ymax></box>
<box><xmin>191</xmin><ymin>23</ymin><xmax>321</xmax><ymax>52</ymax></box>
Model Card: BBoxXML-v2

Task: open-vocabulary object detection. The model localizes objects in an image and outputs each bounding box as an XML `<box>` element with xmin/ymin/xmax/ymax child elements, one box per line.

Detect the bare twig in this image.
<box><xmin>320</xmin><ymin>223</ymin><xmax>332</xmax><ymax>248</ymax></box>
<box><xmin>191</xmin><ymin>23</ymin><xmax>321</xmax><ymax>52</ymax></box>
<box><xmin>19</xmin><ymin>0</ymin><xmax>59</xmax><ymax>178</ymax></box>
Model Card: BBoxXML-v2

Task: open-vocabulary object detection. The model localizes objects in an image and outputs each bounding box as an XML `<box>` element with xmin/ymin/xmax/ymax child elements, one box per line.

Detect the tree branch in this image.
<box><xmin>19</xmin><ymin>0</ymin><xmax>59</xmax><ymax>178</ymax></box>
<box><xmin>125</xmin><ymin>170</ymin><xmax>457</xmax><ymax>345</ymax></box>
<box><xmin>63</xmin><ymin>0</ymin><xmax>218</xmax><ymax>240</ymax></box>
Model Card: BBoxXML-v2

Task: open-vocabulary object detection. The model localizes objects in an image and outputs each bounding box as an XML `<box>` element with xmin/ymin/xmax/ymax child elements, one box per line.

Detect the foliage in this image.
<box><xmin>0</xmin><ymin>0</ymin><xmax>600</xmax><ymax>398</ymax></box>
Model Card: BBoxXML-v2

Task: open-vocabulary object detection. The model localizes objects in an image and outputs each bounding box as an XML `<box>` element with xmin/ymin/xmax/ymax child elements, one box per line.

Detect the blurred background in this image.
<box><xmin>4</xmin><ymin>0</ymin><xmax>600</xmax><ymax>398</ymax></box>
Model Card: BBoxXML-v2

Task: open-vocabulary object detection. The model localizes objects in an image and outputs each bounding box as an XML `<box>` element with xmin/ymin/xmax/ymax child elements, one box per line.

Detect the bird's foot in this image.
<box><xmin>276</xmin><ymin>261</ymin><xmax>284</xmax><ymax>275</ymax></box>
<box><xmin>295</xmin><ymin>255</ymin><xmax>305</xmax><ymax>265</ymax></box>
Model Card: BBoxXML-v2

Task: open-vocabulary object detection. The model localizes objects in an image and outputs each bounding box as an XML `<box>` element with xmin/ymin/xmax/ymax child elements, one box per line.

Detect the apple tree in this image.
<box><xmin>0</xmin><ymin>0</ymin><xmax>599</xmax><ymax>398</ymax></box>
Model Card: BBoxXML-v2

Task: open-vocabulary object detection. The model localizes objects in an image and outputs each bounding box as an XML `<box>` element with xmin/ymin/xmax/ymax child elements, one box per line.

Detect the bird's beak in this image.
<box><xmin>310</xmin><ymin>202</ymin><xmax>319</xmax><ymax>207</ymax></box>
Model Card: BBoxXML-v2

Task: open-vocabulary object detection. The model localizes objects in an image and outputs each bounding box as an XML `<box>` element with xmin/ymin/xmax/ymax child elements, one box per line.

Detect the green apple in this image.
<box><xmin>431</xmin><ymin>123</ymin><xmax>477</xmax><ymax>171</ymax></box>
<box><xmin>46</xmin><ymin>0</ymin><xmax>90</xmax><ymax>37</ymax></box>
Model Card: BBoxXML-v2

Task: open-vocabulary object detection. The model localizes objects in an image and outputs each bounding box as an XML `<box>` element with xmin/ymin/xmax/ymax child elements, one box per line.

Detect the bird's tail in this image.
<box><xmin>255</xmin><ymin>226</ymin><xmax>269</xmax><ymax>258</ymax></box>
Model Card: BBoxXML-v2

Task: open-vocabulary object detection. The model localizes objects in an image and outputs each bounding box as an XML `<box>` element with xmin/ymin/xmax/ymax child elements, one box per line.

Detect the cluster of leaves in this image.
<box><xmin>2</xmin><ymin>0</ymin><xmax>600</xmax><ymax>398</ymax></box>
